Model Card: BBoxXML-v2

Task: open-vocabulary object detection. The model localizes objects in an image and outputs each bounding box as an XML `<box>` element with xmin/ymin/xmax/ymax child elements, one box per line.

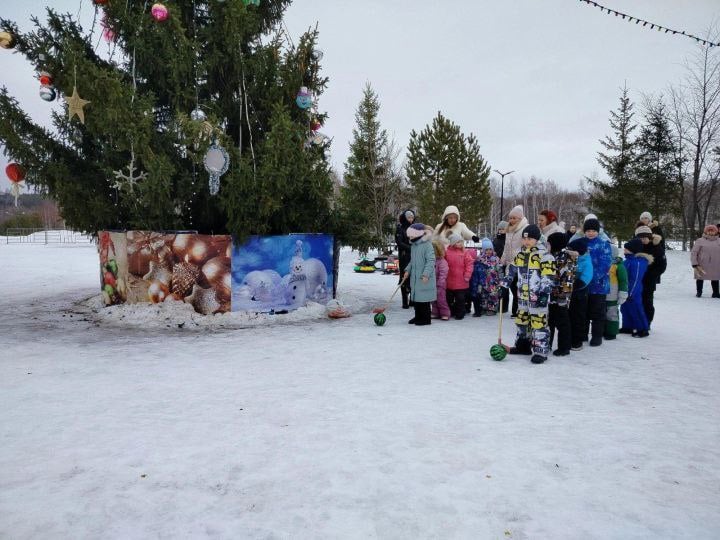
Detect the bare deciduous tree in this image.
<box><xmin>668</xmin><ymin>36</ymin><xmax>720</xmax><ymax>247</ymax></box>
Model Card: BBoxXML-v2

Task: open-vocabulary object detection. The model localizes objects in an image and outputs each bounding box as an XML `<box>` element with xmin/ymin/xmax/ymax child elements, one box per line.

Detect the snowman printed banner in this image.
<box><xmin>231</xmin><ymin>234</ymin><xmax>334</xmax><ymax>313</ymax></box>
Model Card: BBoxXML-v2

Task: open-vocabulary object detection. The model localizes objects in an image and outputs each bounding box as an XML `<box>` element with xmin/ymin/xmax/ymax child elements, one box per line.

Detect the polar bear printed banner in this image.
<box><xmin>97</xmin><ymin>232</ymin><xmax>334</xmax><ymax>314</ymax></box>
<box><xmin>231</xmin><ymin>234</ymin><xmax>334</xmax><ymax>313</ymax></box>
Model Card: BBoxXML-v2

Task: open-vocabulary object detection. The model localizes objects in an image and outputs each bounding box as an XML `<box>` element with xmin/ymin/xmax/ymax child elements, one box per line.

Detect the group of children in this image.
<box><xmin>403</xmin><ymin>217</ymin><xmax>656</xmax><ymax>365</ymax></box>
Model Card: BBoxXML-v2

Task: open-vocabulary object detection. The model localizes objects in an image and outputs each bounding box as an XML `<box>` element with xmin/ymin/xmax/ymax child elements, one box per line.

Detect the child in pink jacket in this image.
<box><xmin>431</xmin><ymin>240</ymin><xmax>450</xmax><ymax>320</ymax></box>
<box><xmin>444</xmin><ymin>233</ymin><xmax>474</xmax><ymax>320</ymax></box>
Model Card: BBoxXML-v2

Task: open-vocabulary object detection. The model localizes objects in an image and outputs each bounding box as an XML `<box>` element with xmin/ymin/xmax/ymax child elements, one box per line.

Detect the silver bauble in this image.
<box><xmin>190</xmin><ymin>108</ymin><xmax>207</xmax><ymax>122</ymax></box>
<box><xmin>39</xmin><ymin>85</ymin><xmax>57</xmax><ymax>102</ymax></box>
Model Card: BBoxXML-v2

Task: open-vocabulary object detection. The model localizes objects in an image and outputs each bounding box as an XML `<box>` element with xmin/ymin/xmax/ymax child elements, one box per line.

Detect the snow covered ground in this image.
<box><xmin>0</xmin><ymin>243</ymin><xmax>718</xmax><ymax>539</ymax></box>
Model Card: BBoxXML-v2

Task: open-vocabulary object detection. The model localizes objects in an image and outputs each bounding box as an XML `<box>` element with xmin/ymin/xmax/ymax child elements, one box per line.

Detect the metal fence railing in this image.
<box><xmin>3</xmin><ymin>228</ymin><xmax>93</xmax><ymax>244</ymax></box>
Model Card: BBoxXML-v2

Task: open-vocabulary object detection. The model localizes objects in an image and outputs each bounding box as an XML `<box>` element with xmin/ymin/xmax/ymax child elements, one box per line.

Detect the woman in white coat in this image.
<box><xmin>499</xmin><ymin>205</ymin><xmax>529</xmax><ymax>316</ymax></box>
<box><xmin>434</xmin><ymin>205</ymin><xmax>479</xmax><ymax>245</ymax></box>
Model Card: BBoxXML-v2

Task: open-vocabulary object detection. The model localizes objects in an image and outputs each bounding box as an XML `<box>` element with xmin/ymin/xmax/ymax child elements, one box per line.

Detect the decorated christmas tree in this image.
<box><xmin>0</xmin><ymin>1</ymin><xmax>335</xmax><ymax>237</ymax></box>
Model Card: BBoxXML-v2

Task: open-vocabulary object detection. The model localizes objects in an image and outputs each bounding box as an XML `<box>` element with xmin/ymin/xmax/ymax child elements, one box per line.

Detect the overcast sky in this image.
<box><xmin>2</xmin><ymin>0</ymin><xmax>719</xmax><ymax>191</ymax></box>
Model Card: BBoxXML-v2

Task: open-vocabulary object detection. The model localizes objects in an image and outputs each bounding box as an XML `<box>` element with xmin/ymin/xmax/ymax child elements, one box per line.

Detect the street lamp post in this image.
<box><xmin>493</xmin><ymin>169</ymin><xmax>514</xmax><ymax>221</ymax></box>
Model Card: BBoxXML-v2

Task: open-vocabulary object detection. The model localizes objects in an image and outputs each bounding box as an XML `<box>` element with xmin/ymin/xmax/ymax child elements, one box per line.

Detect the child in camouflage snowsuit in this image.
<box><xmin>503</xmin><ymin>225</ymin><xmax>556</xmax><ymax>364</ymax></box>
<box><xmin>469</xmin><ymin>238</ymin><xmax>501</xmax><ymax>316</ymax></box>
<box><xmin>547</xmin><ymin>232</ymin><xmax>576</xmax><ymax>356</ymax></box>
<box><xmin>604</xmin><ymin>245</ymin><xmax>628</xmax><ymax>340</ymax></box>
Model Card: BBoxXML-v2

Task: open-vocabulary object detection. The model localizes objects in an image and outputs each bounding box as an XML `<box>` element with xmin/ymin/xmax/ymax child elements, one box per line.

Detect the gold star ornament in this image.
<box><xmin>67</xmin><ymin>86</ymin><xmax>90</xmax><ymax>124</ymax></box>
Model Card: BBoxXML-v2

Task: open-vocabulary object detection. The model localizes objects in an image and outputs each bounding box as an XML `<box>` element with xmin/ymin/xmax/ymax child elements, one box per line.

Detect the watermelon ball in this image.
<box><xmin>490</xmin><ymin>344</ymin><xmax>507</xmax><ymax>361</ymax></box>
<box><xmin>373</xmin><ymin>313</ymin><xmax>386</xmax><ymax>326</ymax></box>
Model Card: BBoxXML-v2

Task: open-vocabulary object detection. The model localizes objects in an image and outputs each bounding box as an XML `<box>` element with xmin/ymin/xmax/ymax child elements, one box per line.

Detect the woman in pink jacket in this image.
<box><xmin>431</xmin><ymin>240</ymin><xmax>451</xmax><ymax>320</ymax></box>
<box><xmin>444</xmin><ymin>233</ymin><xmax>474</xmax><ymax>319</ymax></box>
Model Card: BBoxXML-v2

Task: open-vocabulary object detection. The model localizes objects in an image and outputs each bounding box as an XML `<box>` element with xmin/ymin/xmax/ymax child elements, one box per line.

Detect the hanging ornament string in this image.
<box><xmin>577</xmin><ymin>1</ymin><xmax>720</xmax><ymax>47</ymax></box>
<box><xmin>132</xmin><ymin>1</ymin><xmax>150</xmax><ymax>104</ymax></box>
<box><xmin>239</xmin><ymin>51</ymin><xmax>256</xmax><ymax>176</ymax></box>
<box><xmin>76</xmin><ymin>0</ymin><xmax>85</xmax><ymax>23</ymax></box>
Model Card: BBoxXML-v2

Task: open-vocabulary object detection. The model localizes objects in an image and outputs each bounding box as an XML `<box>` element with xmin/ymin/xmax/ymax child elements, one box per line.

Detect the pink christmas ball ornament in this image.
<box><xmin>151</xmin><ymin>3</ymin><xmax>169</xmax><ymax>22</ymax></box>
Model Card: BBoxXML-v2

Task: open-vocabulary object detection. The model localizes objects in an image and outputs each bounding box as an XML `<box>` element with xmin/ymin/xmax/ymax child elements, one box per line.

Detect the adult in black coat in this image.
<box><xmin>635</xmin><ymin>223</ymin><xmax>666</xmax><ymax>327</ymax></box>
<box><xmin>493</xmin><ymin>220</ymin><xmax>509</xmax><ymax>313</ymax></box>
<box><xmin>395</xmin><ymin>209</ymin><xmax>415</xmax><ymax>308</ymax></box>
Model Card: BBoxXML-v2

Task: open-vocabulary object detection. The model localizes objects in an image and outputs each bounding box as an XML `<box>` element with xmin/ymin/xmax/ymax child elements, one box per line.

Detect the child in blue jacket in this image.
<box><xmin>620</xmin><ymin>238</ymin><xmax>652</xmax><ymax>337</ymax></box>
<box><xmin>567</xmin><ymin>237</ymin><xmax>593</xmax><ymax>350</ymax></box>
<box><xmin>583</xmin><ymin>219</ymin><xmax>613</xmax><ymax>347</ymax></box>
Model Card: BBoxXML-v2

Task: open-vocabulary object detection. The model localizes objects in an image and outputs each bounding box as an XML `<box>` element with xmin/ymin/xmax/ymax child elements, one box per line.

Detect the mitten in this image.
<box><xmin>618</xmin><ymin>291</ymin><xmax>628</xmax><ymax>305</ymax></box>
<box><xmin>472</xmin><ymin>235</ymin><xmax>480</xmax><ymax>243</ymax></box>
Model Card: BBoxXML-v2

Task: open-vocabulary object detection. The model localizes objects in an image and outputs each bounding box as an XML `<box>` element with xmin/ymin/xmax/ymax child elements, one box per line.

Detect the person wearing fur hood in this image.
<box><xmin>635</xmin><ymin>224</ymin><xmax>666</xmax><ymax>326</ymax></box>
<box><xmin>637</xmin><ymin>211</ymin><xmax>666</xmax><ymax>250</ymax></box>
<box><xmin>500</xmin><ymin>205</ymin><xmax>529</xmax><ymax>316</ymax></box>
<box><xmin>404</xmin><ymin>224</ymin><xmax>437</xmax><ymax>325</ymax></box>
<box><xmin>620</xmin><ymin>238</ymin><xmax>653</xmax><ymax>337</ymax></box>
<box><xmin>434</xmin><ymin>205</ymin><xmax>479</xmax><ymax>245</ymax></box>
<box><xmin>691</xmin><ymin>224</ymin><xmax>720</xmax><ymax>298</ymax></box>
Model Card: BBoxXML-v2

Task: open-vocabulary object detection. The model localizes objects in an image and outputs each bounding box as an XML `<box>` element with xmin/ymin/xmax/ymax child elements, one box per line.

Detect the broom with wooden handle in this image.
<box><xmin>489</xmin><ymin>297</ymin><xmax>510</xmax><ymax>360</ymax></box>
<box><xmin>372</xmin><ymin>275</ymin><xmax>408</xmax><ymax>314</ymax></box>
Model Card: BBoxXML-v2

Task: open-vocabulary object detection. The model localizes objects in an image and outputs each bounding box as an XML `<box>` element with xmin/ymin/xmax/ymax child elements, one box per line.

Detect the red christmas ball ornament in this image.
<box><xmin>94</xmin><ymin>0</ymin><xmax>109</xmax><ymax>4</ymax></box>
<box><xmin>151</xmin><ymin>3</ymin><xmax>169</xmax><ymax>22</ymax></box>
<box><xmin>103</xmin><ymin>271</ymin><xmax>117</xmax><ymax>288</ymax></box>
<box><xmin>310</xmin><ymin>118</ymin><xmax>322</xmax><ymax>131</ymax></box>
<box><xmin>5</xmin><ymin>163</ymin><xmax>26</xmax><ymax>183</ymax></box>
<box><xmin>39</xmin><ymin>71</ymin><xmax>53</xmax><ymax>86</ymax></box>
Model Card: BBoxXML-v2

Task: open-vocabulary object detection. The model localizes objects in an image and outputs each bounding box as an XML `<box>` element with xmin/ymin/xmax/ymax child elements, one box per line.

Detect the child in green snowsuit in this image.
<box><xmin>604</xmin><ymin>245</ymin><xmax>628</xmax><ymax>339</ymax></box>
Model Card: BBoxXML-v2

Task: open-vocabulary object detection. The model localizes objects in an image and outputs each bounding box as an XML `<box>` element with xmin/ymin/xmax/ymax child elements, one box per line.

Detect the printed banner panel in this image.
<box><xmin>98</xmin><ymin>232</ymin><xmax>334</xmax><ymax>314</ymax></box>
<box><xmin>232</xmin><ymin>234</ymin><xmax>334</xmax><ymax>312</ymax></box>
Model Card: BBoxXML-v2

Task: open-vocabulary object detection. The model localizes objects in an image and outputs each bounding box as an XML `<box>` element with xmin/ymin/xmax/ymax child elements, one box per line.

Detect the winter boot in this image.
<box><xmin>589</xmin><ymin>336</ymin><xmax>603</xmax><ymax>347</ymax></box>
<box><xmin>531</xmin><ymin>354</ymin><xmax>546</xmax><ymax>364</ymax></box>
<box><xmin>633</xmin><ymin>330</ymin><xmax>650</xmax><ymax>338</ymax></box>
<box><xmin>553</xmin><ymin>349</ymin><xmax>570</xmax><ymax>357</ymax></box>
<box><xmin>510</xmin><ymin>338</ymin><xmax>532</xmax><ymax>355</ymax></box>
<box><xmin>472</xmin><ymin>298</ymin><xmax>482</xmax><ymax>317</ymax></box>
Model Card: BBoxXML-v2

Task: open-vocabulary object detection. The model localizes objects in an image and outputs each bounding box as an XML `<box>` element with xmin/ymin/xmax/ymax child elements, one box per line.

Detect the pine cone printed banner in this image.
<box><xmin>172</xmin><ymin>261</ymin><xmax>200</xmax><ymax>299</ymax></box>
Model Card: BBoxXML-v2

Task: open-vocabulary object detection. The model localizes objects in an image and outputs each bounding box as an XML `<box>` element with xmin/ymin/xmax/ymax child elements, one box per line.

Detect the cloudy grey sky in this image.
<box><xmin>2</xmin><ymin>0</ymin><xmax>719</xmax><ymax>190</ymax></box>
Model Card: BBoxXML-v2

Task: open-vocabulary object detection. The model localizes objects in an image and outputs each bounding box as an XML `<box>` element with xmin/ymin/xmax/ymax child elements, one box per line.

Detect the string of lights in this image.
<box><xmin>578</xmin><ymin>0</ymin><xmax>720</xmax><ymax>48</ymax></box>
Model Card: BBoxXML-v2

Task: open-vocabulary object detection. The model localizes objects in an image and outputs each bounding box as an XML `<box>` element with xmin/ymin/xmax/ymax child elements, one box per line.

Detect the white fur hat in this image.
<box><xmin>640</xmin><ymin>211</ymin><xmax>652</xmax><ymax>222</ymax></box>
<box><xmin>583</xmin><ymin>213</ymin><xmax>598</xmax><ymax>223</ymax></box>
<box><xmin>508</xmin><ymin>205</ymin><xmax>524</xmax><ymax>218</ymax></box>
<box><xmin>442</xmin><ymin>205</ymin><xmax>460</xmax><ymax>221</ymax></box>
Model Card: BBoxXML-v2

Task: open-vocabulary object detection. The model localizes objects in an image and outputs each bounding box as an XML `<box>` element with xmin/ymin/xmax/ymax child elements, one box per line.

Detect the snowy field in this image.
<box><xmin>0</xmin><ymin>243</ymin><xmax>718</xmax><ymax>539</ymax></box>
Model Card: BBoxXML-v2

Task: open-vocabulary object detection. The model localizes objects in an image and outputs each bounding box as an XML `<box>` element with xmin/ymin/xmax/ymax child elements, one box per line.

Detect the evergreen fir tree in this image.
<box><xmin>340</xmin><ymin>83</ymin><xmax>403</xmax><ymax>252</ymax></box>
<box><xmin>590</xmin><ymin>85</ymin><xmax>642</xmax><ymax>240</ymax></box>
<box><xmin>634</xmin><ymin>98</ymin><xmax>678</xmax><ymax>222</ymax></box>
<box><xmin>406</xmin><ymin>112</ymin><xmax>491</xmax><ymax>227</ymax></box>
<box><xmin>0</xmin><ymin>2</ymin><xmax>334</xmax><ymax>238</ymax></box>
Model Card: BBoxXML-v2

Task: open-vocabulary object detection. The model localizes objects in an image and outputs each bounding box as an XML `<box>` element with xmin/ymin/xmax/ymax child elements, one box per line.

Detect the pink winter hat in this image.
<box><xmin>705</xmin><ymin>224</ymin><xmax>719</xmax><ymax>235</ymax></box>
<box><xmin>406</xmin><ymin>223</ymin><xmax>426</xmax><ymax>239</ymax></box>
